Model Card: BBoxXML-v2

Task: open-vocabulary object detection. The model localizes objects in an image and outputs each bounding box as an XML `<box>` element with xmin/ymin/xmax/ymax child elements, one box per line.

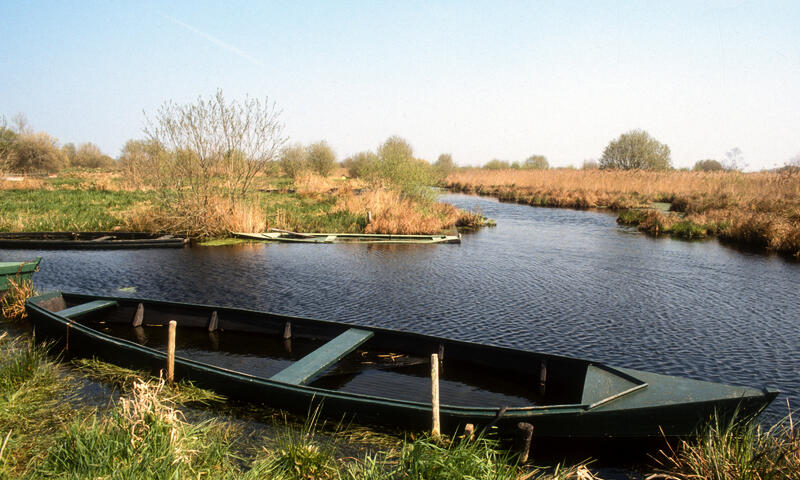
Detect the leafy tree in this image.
<box><xmin>434</xmin><ymin>153</ymin><xmax>455</xmax><ymax>177</ymax></box>
<box><xmin>306</xmin><ymin>140</ymin><xmax>337</xmax><ymax>177</ymax></box>
<box><xmin>600</xmin><ymin>130</ymin><xmax>671</xmax><ymax>170</ymax></box>
<box><xmin>523</xmin><ymin>155</ymin><xmax>549</xmax><ymax>170</ymax></box>
<box><xmin>510</xmin><ymin>161</ymin><xmax>521</xmax><ymax>169</ymax></box>
<box><xmin>693</xmin><ymin>159</ymin><xmax>724</xmax><ymax>172</ymax></box>
<box><xmin>279</xmin><ymin>144</ymin><xmax>308</xmax><ymax>178</ymax></box>
<box><xmin>483</xmin><ymin>159</ymin><xmax>510</xmax><ymax>170</ymax></box>
<box><xmin>5</xmin><ymin>132</ymin><xmax>68</xmax><ymax>173</ymax></box>
<box><xmin>343</xmin><ymin>151</ymin><xmax>378</xmax><ymax>178</ymax></box>
<box><xmin>368</xmin><ymin>136</ymin><xmax>435</xmax><ymax>200</ymax></box>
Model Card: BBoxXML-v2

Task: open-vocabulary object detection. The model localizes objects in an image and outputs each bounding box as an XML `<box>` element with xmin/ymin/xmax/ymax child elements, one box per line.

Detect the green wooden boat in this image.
<box><xmin>26</xmin><ymin>291</ymin><xmax>778</xmax><ymax>441</ymax></box>
<box><xmin>234</xmin><ymin>231</ymin><xmax>461</xmax><ymax>244</ymax></box>
<box><xmin>0</xmin><ymin>232</ymin><xmax>188</xmax><ymax>249</ymax></box>
<box><xmin>0</xmin><ymin>257</ymin><xmax>41</xmax><ymax>292</ymax></box>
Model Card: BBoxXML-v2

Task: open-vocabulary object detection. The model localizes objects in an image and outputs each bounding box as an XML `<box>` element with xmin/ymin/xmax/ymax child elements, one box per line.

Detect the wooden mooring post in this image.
<box><xmin>167</xmin><ymin>320</ymin><xmax>176</xmax><ymax>383</ymax></box>
<box><xmin>515</xmin><ymin>422</ymin><xmax>534</xmax><ymax>463</ymax></box>
<box><xmin>431</xmin><ymin>353</ymin><xmax>440</xmax><ymax>436</ymax></box>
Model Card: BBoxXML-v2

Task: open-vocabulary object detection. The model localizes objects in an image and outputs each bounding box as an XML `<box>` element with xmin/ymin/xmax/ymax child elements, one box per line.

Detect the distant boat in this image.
<box><xmin>235</xmin><ymin>230</ymin><xmax>461</xmax><ymax>244</ymax></box>
<box><xmin>0</xmin><ymin>232</ymin><xmax>188</xmax><ymax>249</ymax></box>
<box><xmin>0</xmin><ymin>257</ymin><xmax>41</xmax><ymax>292</ymax></box>
<box><xmin>26</xmin><ymin>291</ymin><xmax>778</xmax><ymax>441</ymax></box>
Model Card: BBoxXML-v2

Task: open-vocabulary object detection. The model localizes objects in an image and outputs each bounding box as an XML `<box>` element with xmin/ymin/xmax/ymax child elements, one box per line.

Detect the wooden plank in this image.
<box><xmin>270</xmin><ymin>328</ymin><xmax>373</xmax><ymax>385</ymax></box>
<box><xmin>91</xmin><ymin>235</ymin><xmax>113</xmax><ymax>242</ymax></box>
<box><xmin>56</xmin><ymin>300</ymin><xmax>118</xmax><ymax>319</ymax></box>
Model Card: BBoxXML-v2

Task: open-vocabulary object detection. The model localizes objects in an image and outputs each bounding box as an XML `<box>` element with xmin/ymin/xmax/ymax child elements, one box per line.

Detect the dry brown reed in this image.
<box><xmin>333</xmin><ymin>189</ymin><xmax>459</xmax><ymax>234</ymax></box>
<box><xmin>122</xmin><ymin>195</ymin><xmax>266</xmax><ymax>238</ymax></box>
<box><xmin>0</xmin><ymin>177</ymin><xmax>50</xmax><ymax>190</ymax></box>
<box><xmin>1</xmin><ymin>277</ymin><xmax>36</xmax><ymax>320</ymax></box>
<box><xmin>294</xmin><ymin>171</ymin><xmax>337</xmax><ymax>195</ymax></box>
<box><xmin>448</xmin><ymin>169</ymin><xmax>800</xmax><ymax>255</ymax></box>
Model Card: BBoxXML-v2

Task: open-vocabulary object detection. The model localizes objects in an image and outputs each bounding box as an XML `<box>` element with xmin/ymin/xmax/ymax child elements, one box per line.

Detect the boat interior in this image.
<box><xmin>34</xmin><ymin>292</ymin><xmax>646</xmax><ymax>409</ymax></box>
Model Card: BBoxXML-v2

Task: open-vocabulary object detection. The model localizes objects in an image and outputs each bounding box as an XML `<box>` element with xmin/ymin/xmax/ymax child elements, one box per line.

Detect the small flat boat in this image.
<box><xmin>0</xmin><ymin>257</ymin><xmax>41</xmax><ymax>292</ymax></box>
<box><xmin>26</xmin><ymin>292</ymin><xmax>778</xmax><ymax>440</ymax></box>
<box><xmin>234</xmin><ymin>231</ymin><xmax>461</xmax><ymax>244</ymax></box>
<box><xmin>0</xmin><ymin>232</ymin><xmax>188</xmax><ymax>249</ymax></box>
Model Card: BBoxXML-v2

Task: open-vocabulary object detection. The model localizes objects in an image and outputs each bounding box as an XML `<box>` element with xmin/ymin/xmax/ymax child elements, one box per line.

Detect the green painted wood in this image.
<box><xmin>0</xmin><ymin>258</ymin><xmax>41</xmax><ymax>291</ymax></box>
<box><xmin>57</xmin><ymin>300</ymin><xmax>118</xmax><ymax>319</ymax></box>
<box><xmin>581</xmin><ymin>364</ymin><xmax>640</xmax><ymax>405</ymax></box>
<box><xmin>271</xmin><ymin>328</ymin><xmax>374</xmax><ymax>385</ymax></box>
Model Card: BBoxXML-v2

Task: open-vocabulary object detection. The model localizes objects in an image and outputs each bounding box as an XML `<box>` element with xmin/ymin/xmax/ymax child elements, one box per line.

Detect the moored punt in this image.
<box><xmin>234</xmin><ymin>231</ymin><xmax>461</xmax><ymax>244</ymax></box>
<box><xmin>0</xmin><ymin>232</ymin><xmax>188</xmax><ymax>249</ymax></box>
<box><xmin>0</xmin><ymin>257</ymin><xmax>41</xmax><ymax>292</ymax></box>
<box><xmin>26</xmin><ymin>291</ymin><xmax>778</xmax><ymax>441</ymax></box>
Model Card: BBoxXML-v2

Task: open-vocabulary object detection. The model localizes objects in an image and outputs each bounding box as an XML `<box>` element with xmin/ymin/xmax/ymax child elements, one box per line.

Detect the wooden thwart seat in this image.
<box><xmin>270</xmin><ymin>328</ymin><xmax>374</xmax><ymax>385</ymax></box>
<box><xmin>57</xmin><ymin>300</ymin><xmax>118</xmax><ymax>319</ymax></box>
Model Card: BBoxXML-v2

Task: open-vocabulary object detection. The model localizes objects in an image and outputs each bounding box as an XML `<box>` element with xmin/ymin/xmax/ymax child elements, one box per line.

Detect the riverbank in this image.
<box><xmin>0</xmin><ymin>169</ymin><xmax>492</xmax><ymax>239</ymax></box>
<box><xmin>446</xmin><ymin>169</ymin><xmax>800</xmax><ymax>257</ymax></box>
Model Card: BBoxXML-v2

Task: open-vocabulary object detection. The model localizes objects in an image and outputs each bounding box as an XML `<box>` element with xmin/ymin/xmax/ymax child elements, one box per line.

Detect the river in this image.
<box><xmin>4</xmin><ymin>192</ymin><xmax>798</xmax><ymax>425</ymax></box>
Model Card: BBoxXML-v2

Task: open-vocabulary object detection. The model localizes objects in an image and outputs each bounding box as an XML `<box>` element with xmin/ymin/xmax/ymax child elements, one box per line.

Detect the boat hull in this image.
<box><xmin>0</xmin><ymin>257</ymin><xmax>40</xmax><ymax>292</ymax></box>
<box><xmin>0</xmin><ymin>232</ymin><xmax>187</xmax><ymax>249</ymax></box>
<box><xmin>25</xmin><ymin>292</ymin><xmax>778</xmax><ymax>440</ymax></box>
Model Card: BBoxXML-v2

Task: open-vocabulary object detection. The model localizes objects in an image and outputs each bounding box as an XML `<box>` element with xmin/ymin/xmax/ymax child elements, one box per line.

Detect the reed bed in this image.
<box><xmin>448</xmin><ymin>169</ymin><xmax>800</xmax><ymax>256</ymax></box>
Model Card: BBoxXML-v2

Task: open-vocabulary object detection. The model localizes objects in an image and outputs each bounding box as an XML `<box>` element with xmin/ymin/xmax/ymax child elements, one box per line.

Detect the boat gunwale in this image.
<box><xmin>24</xmin><ymin>291</ymin><xmax>650</xmax><ymax>415</ymax></box>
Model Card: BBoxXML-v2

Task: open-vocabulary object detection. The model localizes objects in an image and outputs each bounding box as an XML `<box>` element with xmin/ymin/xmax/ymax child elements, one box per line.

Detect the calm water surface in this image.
<box><xmin>4</xmin><ymin>193</ymin><xmax>798</xmax><ymax>424</ymax></box>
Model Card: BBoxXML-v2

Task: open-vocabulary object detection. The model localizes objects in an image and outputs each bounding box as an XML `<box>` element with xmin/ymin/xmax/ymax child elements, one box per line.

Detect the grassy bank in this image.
<box><xmin>447</xmin><ymin>169</ymin><xmax>800</xmax><ymax>257</ymax></box>
<box><xmin>0</xmin><ymin>169</ymin><xmax>491</xmax><ymax>238</ymax></box>
<box><xmin>2</xmin><ymin>327</ymin><xmax>797</xmax><ymax>480</ymax></box>
<box><xmin>0</xmin><ymin>331</ymin><xmax>593</xmax><ymax>479</ymax></box>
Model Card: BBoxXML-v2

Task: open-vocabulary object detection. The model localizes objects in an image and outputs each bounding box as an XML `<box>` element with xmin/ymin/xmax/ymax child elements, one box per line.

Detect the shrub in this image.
<box><xmin>306</xmin><ymin>140</ymin><xmax>337</xmax><ymax>177</ymax></box>
<box><xmin>279</xmin><ymin>144</ymin><xmax>309</xmax><ymax>178</ymax></box>
<box><xmin>343</xmin><ymin>151</ymin><xmax>378</xmax><ymax>178</ymax></box>
<box><xmin>4</xmin><ymin>132</ymin><xmax>68</xmax><ymax>173</ymax></box>
<box><xmin>523</xmin><ymin>155</ymin><xmax>549</xmax><ymax>170</ymax></box>
<box><xmin>434</xmin><ymin>153</ymin><xmax>455</xmax><ymax>178</ymax></box>
<box><xmin>600</xmin><ymin>129</ymin><xmax>672</xmax><ymax>170</ymax></box>
<box><xmin>693</xmin><ymin>159</ymin><xmax>724</xmax><ymax>171</ymax></box>
<box><xmin>134</xmin><ymin>90</ymin><xmax>284</xmax><ymax>237</ymax></box>
<box><xmin>73</xmin><ymin>142</ymin><xmax>115</xmax><ymax>168</ymax></box>
<box><xmin>366</xmin><ymin>136</ymin><xmax>436</xmax><ymax>201</ymax></box>
<box><xmin>483</xmin><ymin>159</ymin><xmax>510</xmax><ymax>170</ymax></box>
<box><xmin>61</xmin><ymin>142</ymin><xmax>77</xmax><ymax>165</ymax></box>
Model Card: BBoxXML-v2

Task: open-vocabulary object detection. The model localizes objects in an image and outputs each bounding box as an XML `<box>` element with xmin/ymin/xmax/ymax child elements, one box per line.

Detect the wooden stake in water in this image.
<box><xmin>516</xmin><ymin>422</ymin><xmax>534</xmax><ymax>463</ymax></box>
<box><xmin>167</xmin><ymin>320</ymin><xmax>176</xmax><ymax>383</ymax></box>
<box><xmin>431</xmin><ymin>353</ymin><xmax>441</xmax><ymax>436</ymax></box>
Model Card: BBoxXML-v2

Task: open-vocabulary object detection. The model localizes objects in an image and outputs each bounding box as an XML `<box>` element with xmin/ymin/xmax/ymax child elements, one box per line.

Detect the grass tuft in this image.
<box><xmin>71</xmin><ymin>357</ymin><xmax>225</xmax><ymax>406</ymax></box>
<box><xmin>0</xmin><ymin>278</ymin><xmax>36</xmax><ymax>321</ymax></box>
<box><xmin>652</xmin><ymin>407</ymin><xmax>800</xmax><ymax>480</ymax></box>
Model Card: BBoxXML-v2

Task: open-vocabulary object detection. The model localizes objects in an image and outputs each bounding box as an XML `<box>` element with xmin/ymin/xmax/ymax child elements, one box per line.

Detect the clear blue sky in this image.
<box><xmin>2</xmin><ymin>0</ymin><xmax>798</xmax><ymax>170</ymax></box>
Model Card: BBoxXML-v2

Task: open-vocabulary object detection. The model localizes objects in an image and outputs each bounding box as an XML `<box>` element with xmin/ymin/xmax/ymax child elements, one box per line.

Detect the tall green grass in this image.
<box><xmin>652</xmin><ymin>409</ymin><xmax>800</xmax><ymax>480</ymax></box>
<box><xmin>0</xmin><ymin>189</ymin><xmax>147</xmax><ymax>232</ymax></box>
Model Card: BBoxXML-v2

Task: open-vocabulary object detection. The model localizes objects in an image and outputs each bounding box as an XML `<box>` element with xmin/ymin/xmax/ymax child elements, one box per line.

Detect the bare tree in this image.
<box><xmin>144</xmin><ymin>89</ymin><xmax>286</xmax><ymax>203</ymax></box>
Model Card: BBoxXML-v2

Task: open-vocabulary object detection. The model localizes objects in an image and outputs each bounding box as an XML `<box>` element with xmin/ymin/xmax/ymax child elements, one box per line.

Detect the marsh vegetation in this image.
<box><xmin>447</xmin><ymin>168</ymin><xmax>800</xmax><ymax>257</ymax></box>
